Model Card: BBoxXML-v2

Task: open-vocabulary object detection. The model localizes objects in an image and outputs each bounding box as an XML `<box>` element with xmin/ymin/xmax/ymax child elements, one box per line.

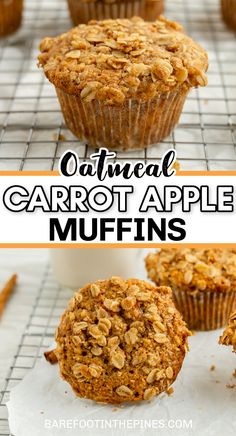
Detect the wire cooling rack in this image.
<box><xmin>0</xmin><ymin>263</ymin><xmax>73</xmax><ymax>436</ymax></box>
<box><xmin>0</xmin><ymin>0</ymin><xmax>236</xmax><ymax>170</ymax></box>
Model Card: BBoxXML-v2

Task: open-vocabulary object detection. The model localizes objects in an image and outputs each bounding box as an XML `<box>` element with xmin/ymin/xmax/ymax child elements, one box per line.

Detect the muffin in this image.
<box><xmin>219</xmin><ymin>310</ymin><xmax>236</xmax><ymax>352</ymax></box>
<box><xmin>146</xmin><ymin>249</ymin><xmax>236</xmax><ymax>331</ymax></box>
<box><xmin>67</xmin><ymin>0</ymin><xmax>164</xmax><ymax>24</ymax></box>
<box><xmin>0</xmin><ymin>0</ymin><xmax>23</xmax><ymax>37</ymax></box>
<box><xmin>38</xmin><ymin>16</ymin><xmax>208</xmax><ymax>151</ymax></box>
<box><xmin>54</xmin><ymin>277</ymin><xmax>190</xmax><ymax>404</ymax></box>
<box><xmin>221</xmin><ymin>0</ymin><xmax>236</xmax><ymax>31</ymax></box>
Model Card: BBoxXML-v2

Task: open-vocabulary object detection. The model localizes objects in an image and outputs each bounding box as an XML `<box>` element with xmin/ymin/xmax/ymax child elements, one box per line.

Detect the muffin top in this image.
<box><xmin>38</xmin><ymin>16</ymin><xmax>208</xmax><ymax>105</ymax></box>
<box><xmin>219</xmin><ymin>311</ymin><xmax>236</xmax><ymax>352</ymax></box>
<box><xmin>55</xmin><ymin>277</ymin><xmax>189</xmax><ymax>404</ymax></box>
<box><xmin>146</xmin><ymin>249</ymin><xmax>236</xmax><ymax>293</ymax></box>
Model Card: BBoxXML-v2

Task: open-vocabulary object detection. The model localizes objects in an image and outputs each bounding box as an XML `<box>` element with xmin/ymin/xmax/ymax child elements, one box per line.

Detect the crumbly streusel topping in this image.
<box><xmin>220</xmin><ymin>311</ymin><xmax>236</xmax><ymax>352</ymax></box>
<box><xmin>55</xmin><ymin>277</ymin><xmax>189</xmax><ymax>404</ymax></box>
<box><xmin>38</xmin><ymin>16</ymin><xmax>208</xmax><ymax>105</ymax></box>
<box><xmin>146</xmin><ymin>249</ymin><xmax>236</xmax><ymax>293</ymax></box>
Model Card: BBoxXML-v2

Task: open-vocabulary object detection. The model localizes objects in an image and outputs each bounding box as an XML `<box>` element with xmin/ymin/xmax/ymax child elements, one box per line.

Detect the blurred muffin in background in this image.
<box><xmin>146</xmin><ymin>249</ymin><xmax>236</xmax><ymax>331</ymax></box>
<box><xmin>67</xmin><ymin>0</ymin><xmax>164</xmax><ymax>24</ymax></box>
<box><xmin>0</xmin><ymin>0</ymin><xmax>23</xmax><ymax>37</ymax></box>
<box><xmin>221</xmin><ymin>0</ymin><xmax>236</xmax><ymax>30</ymax></box>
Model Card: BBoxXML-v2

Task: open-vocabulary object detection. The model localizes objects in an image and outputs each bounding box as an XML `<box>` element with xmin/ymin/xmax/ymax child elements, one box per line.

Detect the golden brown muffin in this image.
<box><xmin>67</xmin><ymin>0</ymin><xmax>164</xmax><ymax>25</ymax></box>
<box><xmin>221</xmin><ymin>0</ymin><xmax>236</xmax><ymax>31</ymax></box>
<box><xmin>38</xmin><ymin>16</ymin><xmax>208</xmax><ymax>151</ymax></box>
<box><xmin>146</xmin><ymin>249</ymin><xmax>236</xmax><ymax>331</ymax></box>
<box><xmin>219</xmin><ymin>311</ymin><xmax>236</xmax><ymax>352</ymax></box>
<box><xmin>0</xmin><ymin>0</ymin><xmax>23</xmax><ymax>37</ymax></box>
<box><xmin>55</xmin><ymin>277</ymin><xmax>190</xmax><ymax>404</ymax></box>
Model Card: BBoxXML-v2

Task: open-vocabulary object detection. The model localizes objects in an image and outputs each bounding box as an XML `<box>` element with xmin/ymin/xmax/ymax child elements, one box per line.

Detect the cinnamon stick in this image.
<box><xmin>0</xmin><ymin>274</ymin><xmax>17</xmax><ymax>319</ymax></box>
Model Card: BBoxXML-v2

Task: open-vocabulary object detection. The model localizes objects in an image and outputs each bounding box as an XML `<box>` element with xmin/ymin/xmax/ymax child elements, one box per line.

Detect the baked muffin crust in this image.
<box><xmin>38</xmin><ymin>16</ymin><xmax>208</xmax><ymax>105</ymax></box>
<box><xmin>146</xmin><ymin>249</ymin><xmax>236</xmax><ymax>294</ymax></box>
<box><xmin>220</xmin><ymin>311</ymin><xmax>236</xmax><ymax>352</ymax></box>
<box><xmin>55</xmin><ymin>277</ymin><xmax>190</xmax><ymax>404</ymax></box>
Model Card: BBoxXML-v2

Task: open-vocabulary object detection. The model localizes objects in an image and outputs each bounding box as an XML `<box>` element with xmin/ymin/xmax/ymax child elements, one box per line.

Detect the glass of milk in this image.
<box><xmin>50</xmin><ymin>248</ymin><xmax>143</xmax><ymax>289</ymax></box>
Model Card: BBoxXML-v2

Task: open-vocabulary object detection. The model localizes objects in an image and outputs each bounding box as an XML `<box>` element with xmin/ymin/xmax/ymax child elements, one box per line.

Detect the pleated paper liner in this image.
<box><xmin>172</xmin><ymin>288</ymin><xmax>236</xmax><ymax>331</ymax></box>
<box><xmin>145</xmin><ymin>0</ymin><xmax>164</xmax><ymax>21</ymax></box>
<box><xmin>0</xmin><ymin>0</ymin><xmax>23</xmax><ymax>37</ymax></box>
<box><xmin>221</xmin><ymin>0</ymin><xmax>236</xmax><ymax>30</ymax></box>
<box><xmin>56</xmin><ymin>87</ymin><xmax>188</xmax><ymax>151</ymax></box>
<box><xmin>67</xmin><ymin>0</ymin><xmax>164</xmax><ymax>24</ymax></box>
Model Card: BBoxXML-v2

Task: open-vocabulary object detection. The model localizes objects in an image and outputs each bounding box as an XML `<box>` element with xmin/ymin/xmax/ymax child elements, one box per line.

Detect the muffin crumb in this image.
<box><xmin>226</xmin><ymin>384</ymin><xmax>235</xmax><ymax>389</ymax></box>
<box><xmin>166</xmin><ymin>387</ymin><xmax>174</xmax><ymax>396</ymax></box>
<box><xmin>219</xmin><ymin>311</ymin><xmax>236</xmax><ymax>352</ymax></box>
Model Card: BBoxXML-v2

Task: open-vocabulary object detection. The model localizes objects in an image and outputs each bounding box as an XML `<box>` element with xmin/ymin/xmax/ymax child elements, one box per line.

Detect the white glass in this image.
<box><xmin>50</xmin><ymin>248</ymin><xmax>141</xmax><ymax>289</ymax></box>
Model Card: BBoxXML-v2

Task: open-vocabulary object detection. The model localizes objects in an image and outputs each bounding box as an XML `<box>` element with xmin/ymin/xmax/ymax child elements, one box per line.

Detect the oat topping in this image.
<box><xmin>55</xmin><ymin>277</ymin><xmax>190</xmax><ymax>404</ymax></box>
<box><xmin>146</xmin><ymin>249</ymin><xmax>236</xmax><ymax>293</ymax></box>
<box><xmin>220</xmin><ymin>311</ymin><xmax>236</xmax><ymax>352</ymax></box>
<box><xmin>38</xmin><ymin>16</ymin><xmax>208</xmax><ymax>105</ymax></box>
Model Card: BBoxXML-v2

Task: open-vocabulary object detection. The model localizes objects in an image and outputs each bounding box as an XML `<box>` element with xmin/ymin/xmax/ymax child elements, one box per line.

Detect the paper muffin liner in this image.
<box><xmin>172</xmin><ymin>288</ymin><xmax>236</xmax><ymax>331</ymax></box>
<box><xmin>56</xmin><ymin>87</ymin><xmax>188</xmax><ymax>151</ymax></box>
<box><xmin>144</xmin><ymin>0</ymin><xmax>164</xmax><ymax>20</ymax></box>
<box><xmin>0</xmin><ymin>0</ymin><xmax>23</xmax><ymax>37</ymax></box>
<box><xmin>67</xmin><ymin>0</ymin><xmax>164</xmax><ymax>24</ymax></box>
<box><xmin>221</xmin><ymin>0</ymin><xmax>236</xmax><ymax>30</ymax></box>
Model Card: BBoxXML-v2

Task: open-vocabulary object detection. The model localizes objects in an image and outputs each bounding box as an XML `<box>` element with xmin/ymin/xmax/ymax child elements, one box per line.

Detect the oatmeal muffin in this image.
<box><xmin>219</xmin><ymin>311</ymin><xmax>236</xmax><ymax>352</ymax></box>
<box><xmin>146</xmin><ymin>249</ymin><xmax>236</xmax><ymax>331</ymax></box>
<box><xmin>67</xmin><ymin>0</ymin><xmax>164</xmax><ymax>24</ymax></box>
<box><xmin>38</xmin><ymin>17</ymin><xmax>208</xmax><ymax>151</ymax></box>
<box><xmin>221</xmin><ymin>0</ymin><xmax>236</xmax><ymax>31</ymax></box>
<box><xmin>55</xmin><ymin>277</ymin><xmax>190</xmax><ymax>404</ymax></box>
<box><xmin>0</xmin><ymin>0</ymin><xmax>23</xmax><ymax>37</ymax></box>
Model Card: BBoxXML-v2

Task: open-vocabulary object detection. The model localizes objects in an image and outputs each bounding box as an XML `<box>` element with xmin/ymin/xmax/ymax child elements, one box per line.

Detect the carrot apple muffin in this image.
<box><xmin>219</xmin><ymin>311</ymin><xmax>236</xmax><ymax>352</ymax></box>
<box><xmin>0</xmin><ymin>0</ymin><xmax>23</xmax><ymax>37</ymax></box>
<box><xmin>221</xmin><ymin>0</ymin><xmax>236</xmax><ymax>31</ymax></box>
<box><xmin>67</xmin><ymin>0</ymin><xmax>164</xmax><ymax>25</ymax></box>
<box><xmin>146</xmin><ymin>249</ymin><xmax>236</xmax><ymax>331</ymax></box>
<box><xmin>38</xmin><ymin>16</ymin><xmax>208</xmax><ymax>151</ymax></box>
<box><xmin>54</xmin><ymin>277</ymin><xmax>190</xmax><ymax>404</ymax></box>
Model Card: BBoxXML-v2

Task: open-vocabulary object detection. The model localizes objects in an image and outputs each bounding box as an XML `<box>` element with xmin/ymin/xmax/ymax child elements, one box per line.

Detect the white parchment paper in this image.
<box><xmin>7</xmin><ymin>330</ymin><xmax>236</xmax><ymax>436</ymax></box>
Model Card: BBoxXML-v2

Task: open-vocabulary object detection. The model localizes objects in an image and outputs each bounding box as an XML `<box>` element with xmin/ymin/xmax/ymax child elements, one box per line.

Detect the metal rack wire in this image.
<box><xmin>0</xmin><ymin>263</ymin><xmax>73</xmax><ymax>436</ymax></box>
<box><xmin>0</xmin><ymin>0</ymin><xmax>236</xmax><ymax>170</ymax></box>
